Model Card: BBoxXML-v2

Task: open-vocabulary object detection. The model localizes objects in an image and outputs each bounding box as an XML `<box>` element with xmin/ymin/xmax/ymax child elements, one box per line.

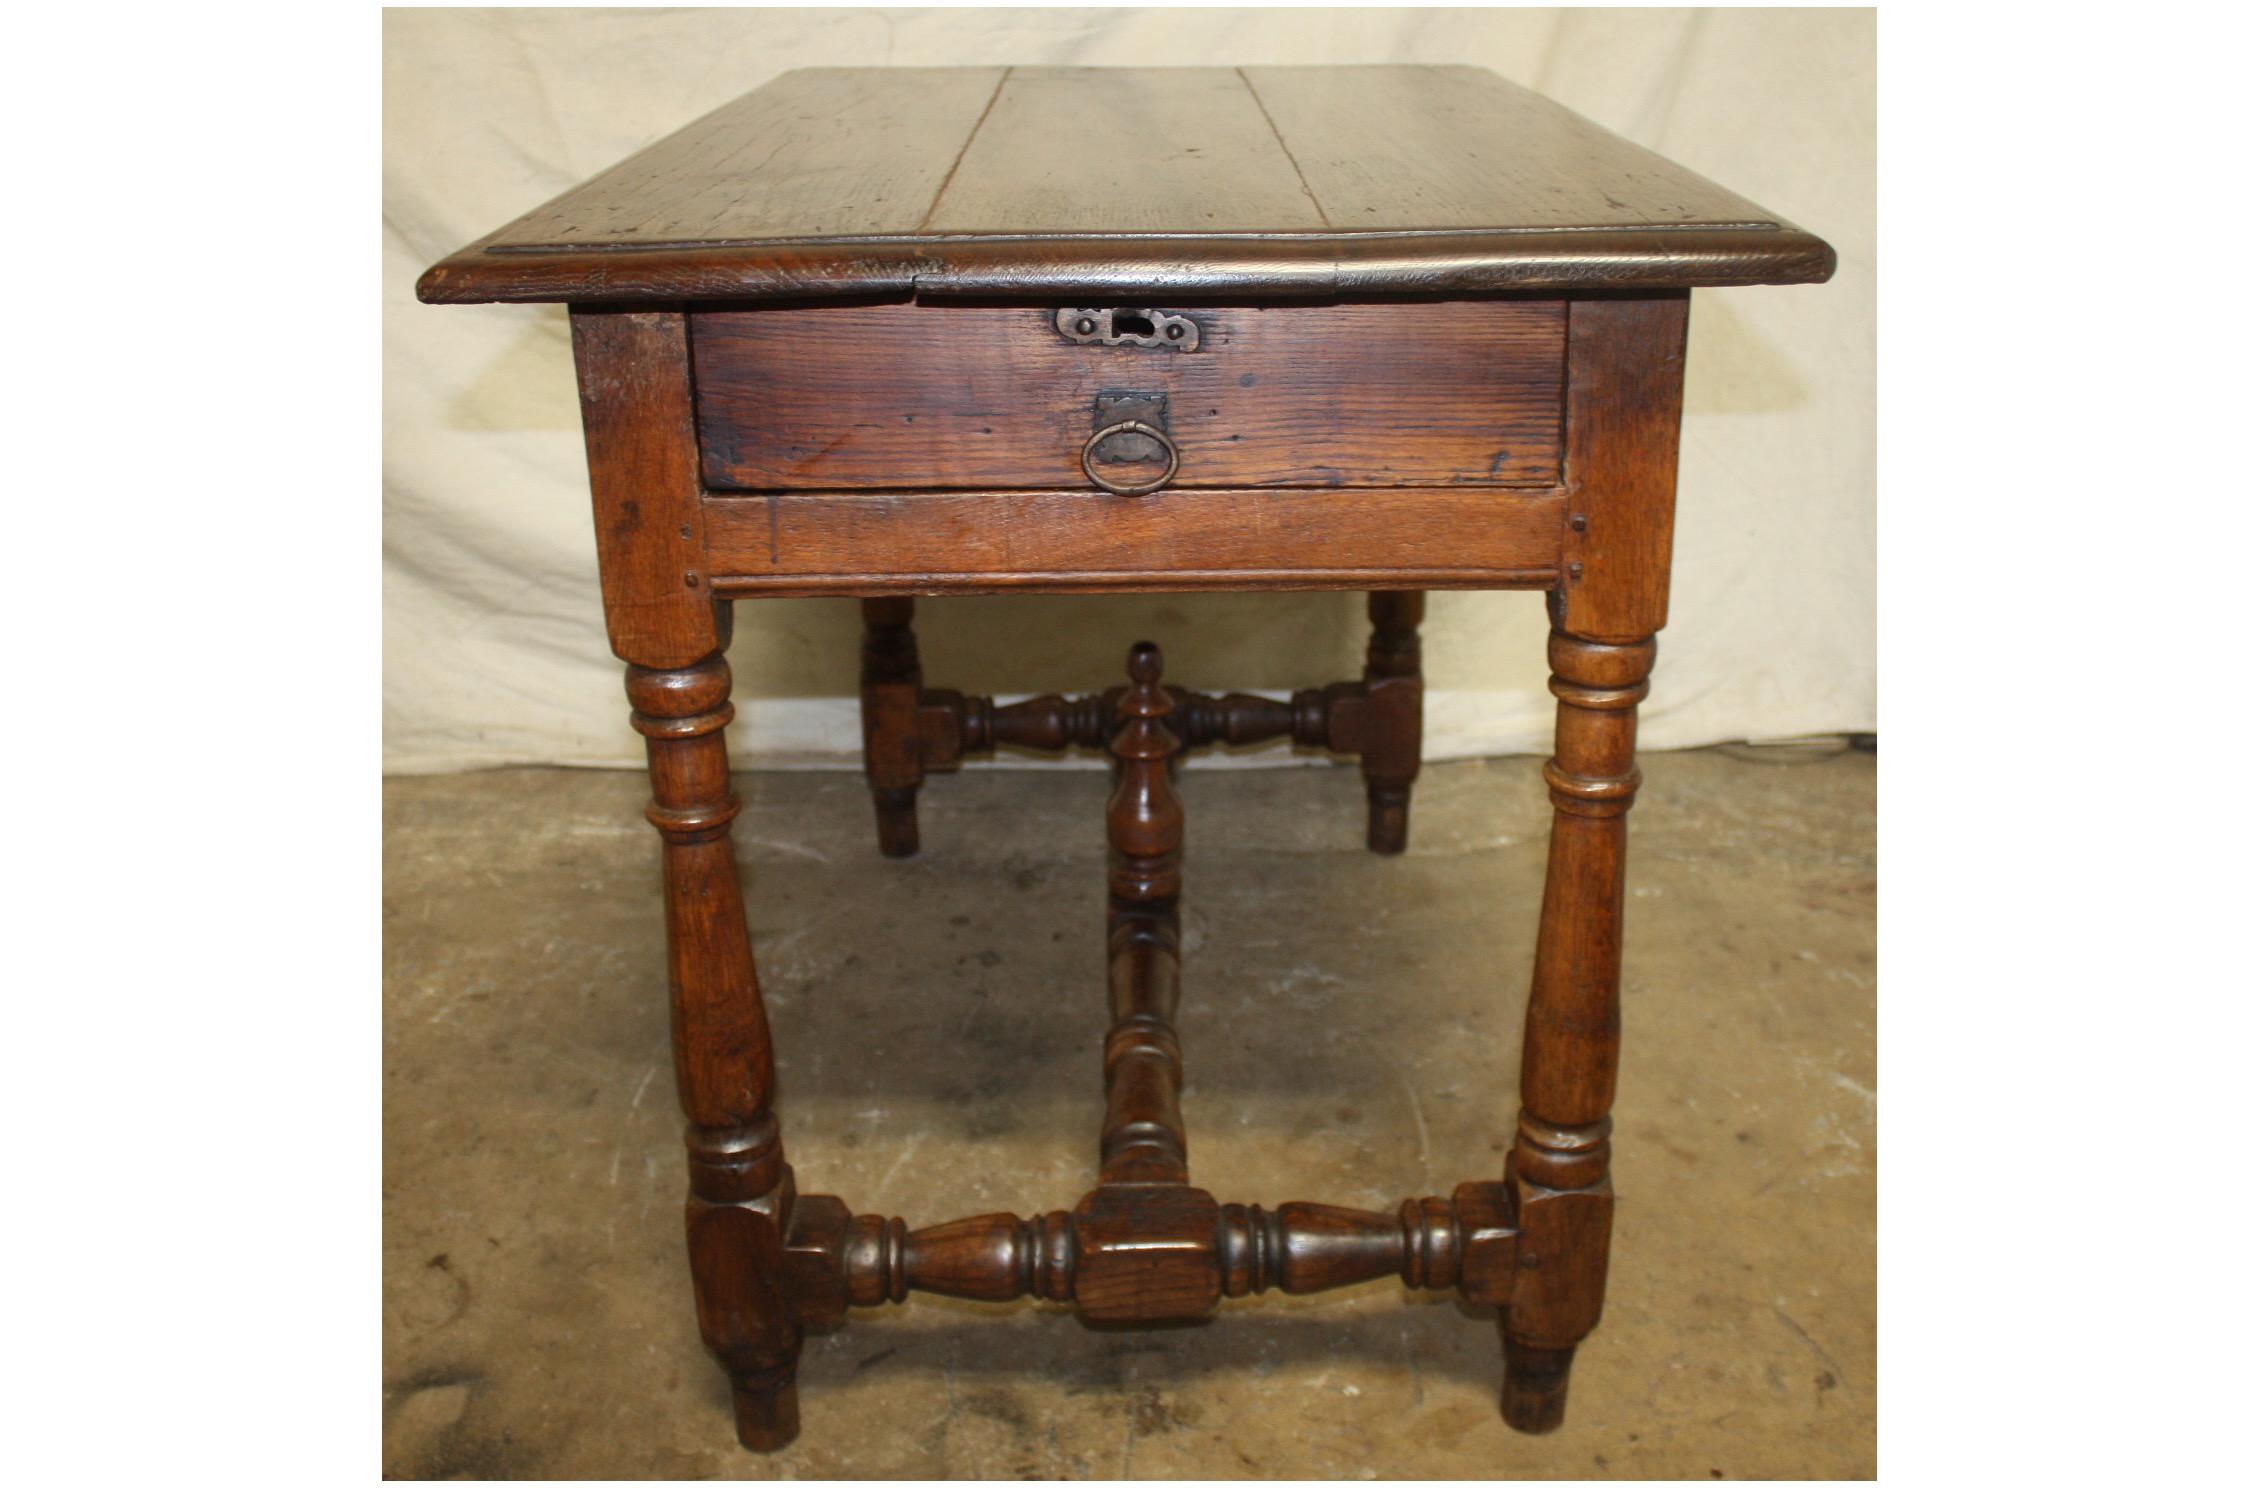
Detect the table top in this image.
<box><xmin>418</xmin><ymin>65</ymin><xmax>1831</xmax><ymax>305</ymax></box>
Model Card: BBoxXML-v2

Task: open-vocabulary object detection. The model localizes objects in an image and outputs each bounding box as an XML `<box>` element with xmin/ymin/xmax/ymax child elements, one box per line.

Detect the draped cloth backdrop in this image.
<box><xmin>384</xmin><ymin>7</ymin><xmax>1874</xmax><ymax>773</ymax></box>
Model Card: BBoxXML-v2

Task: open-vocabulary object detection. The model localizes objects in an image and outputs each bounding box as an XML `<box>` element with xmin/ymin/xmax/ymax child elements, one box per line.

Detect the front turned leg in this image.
<box><xmin>627</xmin><ymin>653</ymin><xmax>802</xmax><ymax>1450</ymax></box>
<box><xmin>1502</xmin><ymin>629</ymin><xmax>1653</xmax><ymax>1433</ymax></box>
<box><xmin>858</xmin><ymin>597</ymin><xmax>924</xmax><ymax>857</ymax></box>
<box><xmin>1358</xmin><ymin>591</ymin><xmax>1425</xmax><ymax>854</ymax></box>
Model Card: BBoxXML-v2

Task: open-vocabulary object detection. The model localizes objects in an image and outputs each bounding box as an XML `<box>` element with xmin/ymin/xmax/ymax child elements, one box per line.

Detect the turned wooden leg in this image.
<box><xmin>1359</xmin><ymin>590</ymin><xmax>1425</xmax><ymax>854</ymax></box>
<box><xmin>1502</xmin><ymin>628</ymin><xmax>1654</xmax><ymax>1433</ymax></box>
<box><xmin>859</xmin><ymin>596</ymin><xmax>923</xmax><ymax>857</ymax></box>
<box><xmin>1101</xmin><ymin>642</ymin><xmax>1188</xmax><ymax>1187</ymax></box>
<box><xmin>627</xmin><ymin>651</ymin><xmax>802</xmax><ymax>1451</ymax></box>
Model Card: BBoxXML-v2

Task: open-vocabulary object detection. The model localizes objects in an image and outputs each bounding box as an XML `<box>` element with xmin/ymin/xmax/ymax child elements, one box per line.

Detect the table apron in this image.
<box><xmin>700</xmin><ymin>486</ymin><xmax>1567</xmax><ymax>598</ymax></box>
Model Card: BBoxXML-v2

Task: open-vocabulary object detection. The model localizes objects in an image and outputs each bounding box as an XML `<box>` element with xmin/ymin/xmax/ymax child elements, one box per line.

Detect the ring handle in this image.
<box><xmin>1080</xmin><ymin>420</ymin><xmax>1180</xmax><ymax>496</ymax></box>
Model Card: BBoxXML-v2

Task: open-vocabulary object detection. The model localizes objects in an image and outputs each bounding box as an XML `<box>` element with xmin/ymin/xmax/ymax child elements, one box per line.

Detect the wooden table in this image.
<box><xmin>419</xmin><ymin>64</ymin><xmax>1832</xmax><ymax>1453</ymax></box>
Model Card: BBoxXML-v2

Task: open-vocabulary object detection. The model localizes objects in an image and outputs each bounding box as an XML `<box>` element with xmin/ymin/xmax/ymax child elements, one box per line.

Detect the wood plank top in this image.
<box><xmin>419</xmin><ymin>65</ymin><xmax>1832</xmax><ymax>304</ymax></box>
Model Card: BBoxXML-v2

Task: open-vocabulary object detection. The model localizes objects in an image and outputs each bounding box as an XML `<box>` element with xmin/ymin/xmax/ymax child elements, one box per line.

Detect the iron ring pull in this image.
<box><xmin>1080</xmin><ymin>420</ymin><xmax>1180</xmax><ymax>496</ymax></box>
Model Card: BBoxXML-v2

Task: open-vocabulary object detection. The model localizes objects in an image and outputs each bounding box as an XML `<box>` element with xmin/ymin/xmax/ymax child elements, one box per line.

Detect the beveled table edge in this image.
<box><xmin>414</xmin><ymin>227</ymin><xmax>1836</xmax><ymax>304</ymax></box>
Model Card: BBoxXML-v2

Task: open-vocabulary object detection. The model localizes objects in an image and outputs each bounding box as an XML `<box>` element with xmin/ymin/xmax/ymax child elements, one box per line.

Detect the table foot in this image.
<box><xmin>1501</xmin><ymin>1336</ymin><xmax>1578</xmax><ymax>1433</ymax></box>
<box><xmin>729</xmin><ymin>1366</ymin><xmax>801</xmax><ymax>1451</ymax></box>
<box><xmin>870</xmin><ymin>787</ymin><xmax>919</xmax><ymax>859</ymax></box>
<box><xmin>1364</xmin><ymin>781</ymin><xmax>1412</xmax><ymax>854</ymax></box>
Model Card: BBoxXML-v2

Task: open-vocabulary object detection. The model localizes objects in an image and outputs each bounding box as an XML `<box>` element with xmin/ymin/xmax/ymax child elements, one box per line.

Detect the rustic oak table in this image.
<box><xmin>418</xmin><ymin>64</ymin><xmax>1832</xmax><ymax>1453</ymax></box>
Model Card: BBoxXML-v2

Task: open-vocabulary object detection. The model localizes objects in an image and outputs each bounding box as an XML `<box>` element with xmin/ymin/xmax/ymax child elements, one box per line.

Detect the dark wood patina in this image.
<box><xmin>420</xmin><ymin>65</ymin><xmax>1832</xmax><ymax>303</ymax></box>
<box><xmin>418</xmin><ymin>62</ymin><xmax>1832</xmax><ymax>1452</ymax></box>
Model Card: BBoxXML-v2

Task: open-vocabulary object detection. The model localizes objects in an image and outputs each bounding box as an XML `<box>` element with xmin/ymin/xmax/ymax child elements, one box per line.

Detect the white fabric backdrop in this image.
<box><xmin>383</xmin><ymin>7</ymin><xmax>1873</xmax><ymax>773</ymax></box>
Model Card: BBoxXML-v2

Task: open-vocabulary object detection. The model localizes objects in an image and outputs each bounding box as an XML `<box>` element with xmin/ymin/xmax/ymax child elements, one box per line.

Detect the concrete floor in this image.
<box><xmin>383</xmin><ymin>749</ymin><xmax>1874</xmax><ymax>1479</ymax></box>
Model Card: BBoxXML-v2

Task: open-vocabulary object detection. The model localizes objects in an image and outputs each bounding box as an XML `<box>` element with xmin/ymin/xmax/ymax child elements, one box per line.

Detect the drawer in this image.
<box><xmin>689</xmin><ymin>300</ymin><xmax>1566</xmax><ymax>494</ymax></box>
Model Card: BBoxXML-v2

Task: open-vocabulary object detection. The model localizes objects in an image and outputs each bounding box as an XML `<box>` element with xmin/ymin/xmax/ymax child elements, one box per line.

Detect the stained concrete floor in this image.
<box><xmin>383</xmin><ymin>749</ymin><xmax>1875</xmax><ymax>1480</ymax></box>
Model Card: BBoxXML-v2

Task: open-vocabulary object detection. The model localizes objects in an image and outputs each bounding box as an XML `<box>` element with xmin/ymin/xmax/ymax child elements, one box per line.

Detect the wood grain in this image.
<box><xmin>856</xmin><ymin>598</ymin><xmax>925</xmax><ymax>857</ymax></box>
<box><xmin>857</xmin><ymin>598</ymin><xmax>1424</xmax><ymax>856</ymax></box>
<box><xmin>1557</xmin><ymin>295</ymin><xmax>1690</xmax><ymax>642</ymax></box>
<box><xmin>414</xmin><ymin>56</ymin><xmax>1805</xmax><ymax>1452</ymax></box>
<box><xmin>924</xmin><ymin>67</ymin><xmax>1326</xmax><ymax>233</ymax></box>
<box><xmin>690</xmin><ymin>300</ymin><xmax>1566</xmax><ymax>491</ymax></box>
<box><xmin>1102</xmin><ymin>644</ymin><xmax>1187</xmax><ymax>1186</ymax></box>
<box><xmin>568</xmin><ymin>307</ymin><xmax>723</xmax><ymax>667</ymax></box>
<box><xmin>1351</xmin><ymin>591</ymin><xmax>1424</xmax><ymax>853</ymax></box>
<box><xmin>625</xmin><ymin>650</ymin><xmax>803</xmax><ymax>1451</ymax></box>
<box><xmin>698</xmin><ymin>486</ymin><xmax>1565</xmax><ymax>597</ymax></box>
<box><xmin>418</xmin><ymin>66</ymin><xmax>1835</xmax><ymax>303</ymax></box>
<box><xmin>1503</xmin><ymin>630</ymin><xmax>1656</xmax><ymax>1433</ymax></box>
<box><xmin>1239</xmin><ymin>66</ymin><xmax>1781</xmax><ymax>231</ymax></box>
<box><xmin>424</xmin><ymin>229</ymin><xmax>1832</xmax><ymax>303</ymax></box>
<box><xmin>786</xmin><ymin>1183</ymin><xmax>1521</xmax><ymax>1315</ymax></box>
<box><xmin>467</xmin><ymin>69</ymin><xmax>1007</xmax><ymax>250</ymax></box>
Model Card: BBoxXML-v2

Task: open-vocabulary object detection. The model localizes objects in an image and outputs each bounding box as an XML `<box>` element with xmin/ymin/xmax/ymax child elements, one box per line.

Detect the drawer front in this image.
<box><xmin>690</xmin><ymin>300</ymin><xmax>1565</xmax><ymax>493</ymax></box>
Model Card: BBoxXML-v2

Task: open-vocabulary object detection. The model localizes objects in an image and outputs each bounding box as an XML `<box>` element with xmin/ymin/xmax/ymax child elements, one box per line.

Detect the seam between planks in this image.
<box><xmin>1235</xmin><ymin>68</ymin><xmax>1332</xmax><ymax>230</ymax></box>
<box><xmin>916</xmin><ymin>66</ymin><xmax>1013</xmax><ymax>234</ymax></box>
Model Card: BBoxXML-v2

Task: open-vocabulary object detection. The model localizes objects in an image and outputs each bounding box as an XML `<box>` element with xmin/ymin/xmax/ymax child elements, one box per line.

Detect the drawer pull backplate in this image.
<box><xmin>1083</xmin><ymin>393</ymin><xmax>1178</xmax><ymax>496</ymax></box>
